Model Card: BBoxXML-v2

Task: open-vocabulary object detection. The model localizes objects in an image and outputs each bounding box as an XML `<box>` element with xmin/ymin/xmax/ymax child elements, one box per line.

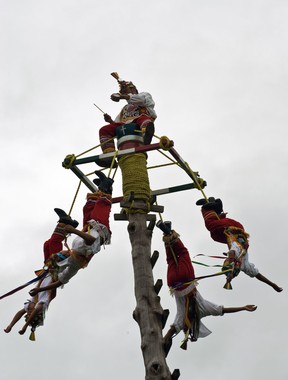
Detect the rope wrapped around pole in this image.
<box><xmin>118</xmin><ymin>153</ymin><xmax>151</xmax><ymax>213</ymax></box>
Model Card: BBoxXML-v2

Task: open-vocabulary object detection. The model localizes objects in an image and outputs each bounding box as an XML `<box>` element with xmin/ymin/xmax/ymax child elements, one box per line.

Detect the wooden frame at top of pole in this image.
<box><xmin>62</xmin><ymin>136</ymin><xmax>207</xmax><ymax>197</ymax></box>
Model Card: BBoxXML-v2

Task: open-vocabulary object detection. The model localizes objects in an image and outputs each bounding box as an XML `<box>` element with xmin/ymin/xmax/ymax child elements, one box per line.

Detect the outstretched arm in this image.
<box><xmin>223</xmin><ymin>305</ymin><xmax>257</xmax><ymax>314</ymax></box>
<box><xmin>29</xmin><ymin>280</ymin><xmax>62</xmax><ymax>296</ymax></box>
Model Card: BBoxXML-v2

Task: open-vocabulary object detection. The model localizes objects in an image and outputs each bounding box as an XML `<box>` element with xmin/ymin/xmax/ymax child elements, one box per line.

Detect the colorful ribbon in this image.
<box><xmin>0</xmin><ymin>271</ymin><xmax>48</xmax><ymax>300</ymax></box>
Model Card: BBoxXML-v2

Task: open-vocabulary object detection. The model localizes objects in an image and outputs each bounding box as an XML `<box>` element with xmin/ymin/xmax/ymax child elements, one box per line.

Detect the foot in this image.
<box><xmin>156</xmin><ymin>220</ymin><xmax>172</xmax><ymax>235</ymax></box>
<box><xmin>196</xmin><ymin>197</ymin><xmax>223</xmax><ymax>214</ymax></box>
<box><xmin>164</xmin><ymin>221</ymin><xmax>172</xmax><ymax>232</ymax></box>
<box><xmin>93</xmin><ymin>171</ymin><xmax>114</xmax><ymax>194</ymax></box>
<box><xmin>143</xmin><ymin>122</ymin><xmax>155</xmax><ymax>145</ymax></box>
<box><xmin>272</xmin><ymin>284</ymin><xmax>283</xmax><ymax>292</ymax></box>
<box><xmin>18</xmin><ymin>328</ymin><xmax>26</xmax><ymax>335</ymax></box>
<box><xmin>196</xmin><ymin>197</ymin><xmax>215</xmax><ymax>206</ymax></box>
<box><xmin>54</xmin><ymin>208</ymin><xmax>79</xmax><ymax>228</ymax></box>
<box><xmin>95</xmin><ymin>157</ymin><xmax>118</xmax><ymax>169</ymax></box>
<box><xmin>4</xmin><ymin>326</ymin><xmax>12</xmax><ymax>333</ymax></box>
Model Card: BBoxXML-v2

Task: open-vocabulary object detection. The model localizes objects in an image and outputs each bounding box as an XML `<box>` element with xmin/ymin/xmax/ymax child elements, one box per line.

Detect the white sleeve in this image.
<box><xmin>34</xmin><ymin>275</ymin><xmax>53</xmax><ymax>309</ymax></box>
<box><xmin>230</xmin><ymin>242</ymin><xmax>259</xmax><ymax>278</ymax></box>
<box><xmin>240</xmin><ymin>251</ymin><xmax>259</xmax><ymax>277</ymax></box>
<box><xmin>128</xmin><ymin>92</ymin><xmax>157</xmax><ymax>119</ymax></box>
<box><xmin>57</xmin><ymin>256</ymin><xmax>82</xmax><ymax>284</ymax></box>
<box><xmin>114</xmin><ymin>112</ymin><xmax>121</xmax><ymax>123</ymax></box>
<box><xmin>128</xmin><ymin>92</ymin><xmax>154</xmax><ymax>107</ymax></box>
<box><xmin>196</xmin><ymin>291</ymin><xmax>224</xmax><ymax>318</ymax></box>
<box><xmin>172</xmin><ymin>296</ymin><xmax>186</xmax><ymax>333</ymax></box>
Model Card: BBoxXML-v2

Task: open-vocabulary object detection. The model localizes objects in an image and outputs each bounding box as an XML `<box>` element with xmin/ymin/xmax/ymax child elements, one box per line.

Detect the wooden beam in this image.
<box><xmin>150</xmin><ymin>250</ymin><xmax>159</xmax><ymax>268</ymax></box>
<box><xmin>111</xmin><ymin>182</ymin><xmax>204</xmax><ymax>204</ymax></box>
<box><xmin>70</xmin><ymin>166</ymin><xmax>97</xmax><ymax>192</ymax></box>
<box><xmin>63</xmin><ymin>140</ymin><xmax>174</xmax><ymax>167</ymax></box>
<box><xmin>114</xmin><ymin>213</ymin><xmax>156</xmax><ymax>221</ymax></box>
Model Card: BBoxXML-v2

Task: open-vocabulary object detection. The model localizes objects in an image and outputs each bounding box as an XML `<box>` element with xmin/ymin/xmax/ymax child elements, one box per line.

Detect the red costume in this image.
<box><xmin>201</xmin><ymin>208</ymin><xmax>245</xmax><ymax>244</ymax></box>
<box><xmin>165</xmin><ymin>232</ymin><xmax>195</xmax><ymax>291</ymax></box>
<box><xmin>82</xmin><ymin>191</ymin><xmax>112</xmax><ymax>233</ymax></box>
<box><xmin>99</xmin><ymin>114</ymin><xmax>153</xmax><ymax>153</ymax></box>
<box><xmin>43</xmin><ymin>227</ymin><xmax>67</xmax><ymax>263</ymax></box>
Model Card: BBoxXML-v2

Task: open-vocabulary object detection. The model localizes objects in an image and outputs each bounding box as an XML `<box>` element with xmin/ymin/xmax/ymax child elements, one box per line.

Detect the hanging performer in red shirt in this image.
<box><xmin>156</xmin><ymin>220</ymin><xmax>257</xmax><ymax>354</ymax></box>
<box><xmin>29</xmin><ymin>171</ymin><xmax>113</xmax><ymax>295</ymax></box>
<box><xmin>196</xmin><ymin>197</ymin><xmax>283</xmax><ymax>291</ymax></box>
<box><xmin>4</xmin><ymin>210</ymin><xmax>79</xmax><ymax>339</ymax></box>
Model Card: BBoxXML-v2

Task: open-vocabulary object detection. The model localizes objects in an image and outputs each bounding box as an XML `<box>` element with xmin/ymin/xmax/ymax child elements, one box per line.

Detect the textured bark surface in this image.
<box><xmin>128</xmin><ymin>213</ymin><xmax>172</xmax><ymax>380</ymax></box>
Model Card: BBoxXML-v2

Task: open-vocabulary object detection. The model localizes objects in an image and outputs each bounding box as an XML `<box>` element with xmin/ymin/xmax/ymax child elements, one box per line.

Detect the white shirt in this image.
<box><xmin>173</xmin><ymin>290</ymin><xmax>224</xmax><ymax>338</ymax></box>
<box><xmin>71</xmin><ymin>228</ymin><xmax>101</xmax><ymax>257</ymax></box>
<box><xmin>24</xmin><ymin>274</ymin><xmax>54</xmax><ymax>326</ymax></box>
<box><xmin>115</xmin><ymin>92</ymin><xmax>157</xmax><ymax>122</ymax></box>
<box><xmin>57</xmin><ymin>223</ymin><xmax>110</xmax><ymax>284</ymax></box>
<box><xmin>229</xmin><ymin>240</ymin><xmax>259</xmax><ymax>277</ymax></box>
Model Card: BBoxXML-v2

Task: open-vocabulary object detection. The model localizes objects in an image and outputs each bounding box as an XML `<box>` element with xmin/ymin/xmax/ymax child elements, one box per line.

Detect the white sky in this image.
<box><xmin>1</xmin><ymin>1</ymin><xmax>287</xmax><ymax>379</ymax></box>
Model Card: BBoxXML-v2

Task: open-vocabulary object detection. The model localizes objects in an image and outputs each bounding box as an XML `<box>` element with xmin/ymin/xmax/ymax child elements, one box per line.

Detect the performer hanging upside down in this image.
<box><xmin>196</xmin><ymin>197</ymin><xmax>283</xmax><ymax>291</ymax></box>
<box><xmin>96</xmin><ymin>73</ymin><xmax>157</xmax><ymax>168</ymax></box>
<box><xmin>156</xmin><ymin>221</ymin><xmax>257</xmax><ymax>353</ymax></box>
<box><xmin>29</xmin><ymin>171</ymin><xmax>113</xmax><ymax>296</ymax></box>
<box><xmin>4</xmin><ymin>210</ymin><xmax>79</xmax><ymax>338</ymax></box>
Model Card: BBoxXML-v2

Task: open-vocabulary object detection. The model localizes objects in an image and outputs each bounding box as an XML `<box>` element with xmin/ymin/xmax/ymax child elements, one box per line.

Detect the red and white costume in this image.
<box><xmin>57</xmin><ymin>192</ymin><xmax>112</xmax><ymax>285</ymax></box>
<box><xmin>201</xmin><ymin>208</ymin><xmax>244</xmax><ymax>244</ymax></box>
<box><xmin>99</xmin><ymin>92</ymin><xmax>156</xmax><ymax>153</ymax></box>
<box><xmin>164</xmin><ymin>233</ymin><xmax>224</xmax><ymax>338</ymax></box>
<box><xmin>200</xmin><ymin>208</ymin><xmax>259</xmax><ymax>279</ymax></box>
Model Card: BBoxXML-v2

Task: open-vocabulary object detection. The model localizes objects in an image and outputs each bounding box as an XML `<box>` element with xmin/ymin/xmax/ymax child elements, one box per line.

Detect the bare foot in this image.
<box><xmin>18</xmin><ymin>328</ymin><xmax>26</xmax><ymax>335</ymax></box>
<box><xmin>273</xmin><ymin>284</ymin><xmax>283</xmax><ymax>292</ymax></box>
<box><xmin>4</xmin><ymin>326</ymin><xmax>12</xmax><ymax>333</ymax></box>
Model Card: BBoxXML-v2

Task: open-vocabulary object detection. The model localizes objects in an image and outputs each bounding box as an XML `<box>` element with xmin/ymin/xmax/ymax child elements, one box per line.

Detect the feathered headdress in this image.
<box><xmin>110</xmin><ymin>72</ymin><xmax>136</xmax><ymax>93</ymax></box>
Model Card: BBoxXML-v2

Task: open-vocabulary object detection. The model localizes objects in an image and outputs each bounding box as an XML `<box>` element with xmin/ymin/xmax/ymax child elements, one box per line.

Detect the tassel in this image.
<box><xmin>111</xmin><ymin>72</ymin><xmax>120</xmax><ymax>80</ymax></box>
<box><xmin>180</xmin><ymin>339</ymin><xmax>188</xmax><ymax>350</ymax></box>
<box><xmin>180</xmin><ymin>328</ymin><xmax>189</xmax><ymax>350</ymax></box>
<box><xmin>29</xmin><ymin>331</ymin><xmax>36</xmax><ymax>341</ymax></box>
<box><xmin>223</xmin><ymin>281</ymin><xmax>233</xmax><ymax>290</ymax></box>
<box><xmin>34</xmin><ymin>269</ymin><xmax>45</xmax><ymax>277</ymax></box>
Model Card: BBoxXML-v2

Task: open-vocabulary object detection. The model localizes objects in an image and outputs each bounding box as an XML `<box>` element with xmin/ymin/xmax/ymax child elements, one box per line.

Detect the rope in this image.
<box><xmin>147</xmin><ymin>162</ymin><xmax>176</xmax><ymax>170</ymax></box>
<box><xmin>111</xmin><ymin>166</ymin><xmax>118</xmax><ymax>180</ymax></box>
<box><xmin>68</xmin><ymin>180</ymin><xmax>82</xmax><ymax>216</ymax></box>
<box><xmin>168</xmin><ymin>243</ymin><xmax>178</xmax><ymax>266</ymax></box>
<box><xmin>118</xmin><ymin>153</ymin><xmax>150</xmax><ymax>212</ymax></box>
<box><xmin>107</xmin><ymin>150</ymin><xmax>118</xmax><ymax>177</ymax></box>
<box><xmin>184</xmin><ymin>160</ymin><xmax>220</xmax><ymax>220</ymax></box>
<box><xmin>152</xmin><ymin>136</ymin><xmax>216</xmax><ymax>219</ymax></box>
<box><xmin>157</xmin><ymin>149</ymin><xmax>180</xmax><ymax>166</ymax></box>
<box><xmin>185</xmin><ymin>161</ymin><xmax>208</xmax><ymax>198</ymax></box>
<box><xmin>75</xmin><ymin>137</ymin><xmax>115</xmax><ymax>158</ymax></box>
<box><xmin>64</xmin><ymin>132</ymin><xmax>217</xmax><ymax>223</ymax></box>
<box><xmin>181</xmin><ymin>297</ymin><xmax>191</xmax><ymax>348</ymax></box>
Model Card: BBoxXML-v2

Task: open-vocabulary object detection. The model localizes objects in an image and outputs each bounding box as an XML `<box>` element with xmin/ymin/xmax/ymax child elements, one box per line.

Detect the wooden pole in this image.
<box><xmin>127</xmin><ymin>213</ymin><xmax>172</xmax><ymax>379</ymax></box>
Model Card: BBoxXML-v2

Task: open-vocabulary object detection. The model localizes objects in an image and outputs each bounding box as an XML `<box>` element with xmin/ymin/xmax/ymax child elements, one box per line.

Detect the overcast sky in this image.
<box><xmin>1</xmin><ymin>1</ymin><xmax>287</xmax><ymax>379</ymax></box>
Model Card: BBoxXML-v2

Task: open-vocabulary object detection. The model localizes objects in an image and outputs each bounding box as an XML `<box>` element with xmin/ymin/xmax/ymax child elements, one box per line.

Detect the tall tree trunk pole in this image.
<box><xmin>128</xmin><ymin>213</ymin><xmax>172</xmax><ymax>380</ymax></box>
